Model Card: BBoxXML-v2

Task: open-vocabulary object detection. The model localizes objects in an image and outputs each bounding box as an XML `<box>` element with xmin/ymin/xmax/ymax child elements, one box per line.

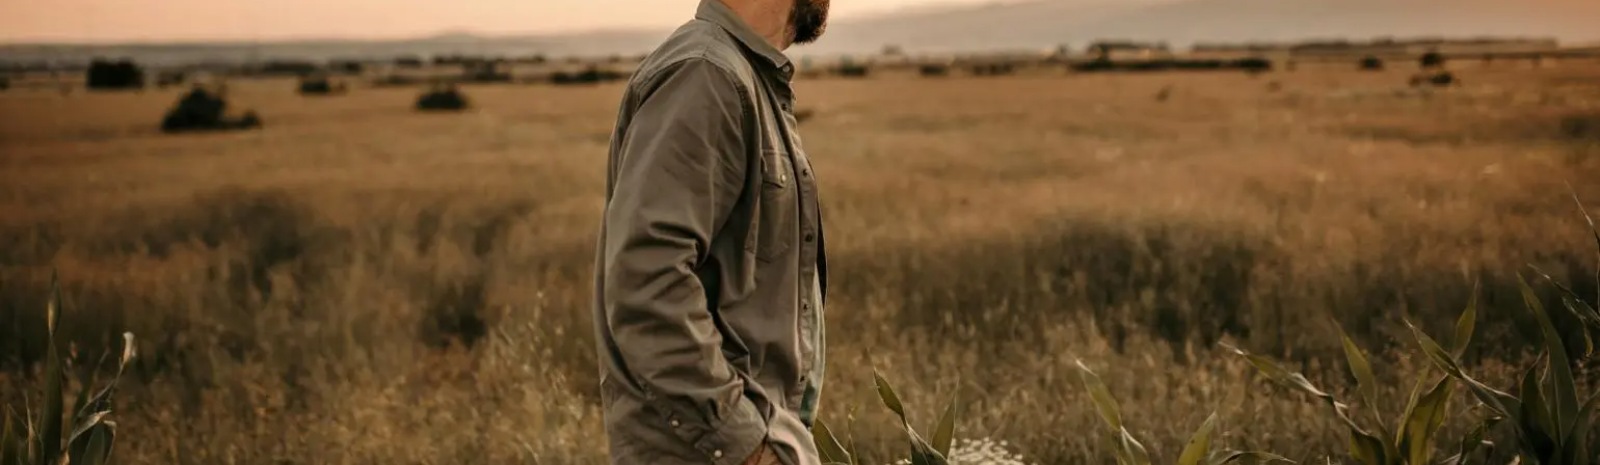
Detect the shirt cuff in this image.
<box><xmin>657</xmin><ymin>395</ymin><xmax>768</xmax><ymax>465</ymax></box>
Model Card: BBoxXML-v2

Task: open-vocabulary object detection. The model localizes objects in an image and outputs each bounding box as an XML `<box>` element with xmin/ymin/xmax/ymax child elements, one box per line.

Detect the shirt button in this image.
<box><xmin>670</xmin><ymin>420</ymin><xmax>680</xmax><ymax>427</ymax></box>
<box><xmin>713</xmin><ymin>450</ymin><xmax>724</xmax><ymax>459</ymax></box>
<box><xmin>804</xmin><ymin>233</ymin><xmax>815</xmax><ymax>243</ymax></box>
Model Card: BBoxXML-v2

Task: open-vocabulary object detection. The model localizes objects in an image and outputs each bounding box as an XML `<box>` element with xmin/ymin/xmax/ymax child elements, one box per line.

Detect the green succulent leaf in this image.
<box><xmin>39</xmin><ymin>273</ymin><xmax>64</xmax><ymax>465</ymax></box>
<box><xmin>1223</xmin><ymin>343</ymin><xmax>1383</xmax><ymax>465</ymax></box>
<box><xmin>1518</xmin><ymin>276</ymin><xmax>1580</xmax><ymax>438</ymax></box>
<box><xmin>812</xmin><ymin>419</ymin><xmax>852</xmax><ymax>465</ymax></box>
<box><xmin>1074</xmin><ymin>360</ymin><xmax>1151</xmax><ymax>465</ymax></box>
<box><xmin>1559</xmin><ymin>391</ymin><xmax>1598</xmax><ymax>465</ymax></box>
<box><xmin>931</xmin><ymin>395</ymin><xmax>958</xmax><ymax>458</ymax></box>
<box><xmin>1177</xmin><ymin>412</ymin><xmax>1218</xmax><ymax>465</ymax></box>
<box><xmin>1405</xmin><ymin>320</ymin><xmax>1520</xmax><ymax>421</ymax></box>
<box><xmin>873</xmin><ymin>370</ymin><xmax>908</xmax><ymax>421</ymax></box>
<box><xmin>1453</xmin><ymin>287</ymin><xmax>1479</xmax><ymax>357</ymax></box>
<box><xmin>1399</xmin><ymin>376</ymin><xmax>1453</xmax><ymax>465</ymax></box>
<box><xmin>1336</xmin><ymin>324</ymin><xmax>1384</xmax><ymax>435</ymax></box>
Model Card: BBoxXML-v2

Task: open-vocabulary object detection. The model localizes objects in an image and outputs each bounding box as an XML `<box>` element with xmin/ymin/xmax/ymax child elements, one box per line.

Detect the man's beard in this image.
<box><xmin>789</xmin><ymin>0</ymin><xmax>830</xmax><ymax>45</ymax></box>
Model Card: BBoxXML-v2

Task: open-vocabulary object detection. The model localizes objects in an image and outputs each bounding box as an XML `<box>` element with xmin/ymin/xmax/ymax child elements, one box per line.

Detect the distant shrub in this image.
<box><xmin>1070</xmin><ymin>58</ymin><xmax>1271</xmax><ymax>74</ymax></box>
<box><xmin>1409</xmin><ymin>71</ymin><xmax>1459</xmax><ymax>88</ymax></box>
<box><xmin>328</xmin><ymin>60</ymin><xmax>364</xmax><ymax>75</ymax></box>
<box><xmin>298</xmin><ymin>75</ymin><xmax>346</xmax><ymax>96</ymax></box>
<box><xmin>463</xmin><ymin>62</ymin><xmax>513</xmax><ymax>83</ymax></box>
<box><xmin>161</xmin><ymin>86</ymin><xmax>263</xmax><ymax>133</ymax></box>
<box><xmin>254</xmin><ymin>60</ymin><xmax>318</xmax><ymax>77</ymax></box>
<box><xmin>416</xmin><ymin>84</ymin><xmax>469</xmax><ymax>111</ymax></box>
<box><xmin>835</xmin><ymin>62</ymin><xmax>871</xmax><ymax>78</ymax></box>
<box><xmin>919</xmin><ymin>64</ymin><xmax>950</xmax><ymax>77</ymax></box>
<box><xmin>1235</xmin><ymin>57</ymin><xmax>1273</xmax><ymax>74</ymax></box>
<box><xmin>1420</xmin><ymin>51</ymin><xmax>1446</xmax><ymax>70</ymax></box>
<box><xmin>393</xmin><ymin>56</ymin><xmax>424</xmax><ymax>69</ymax></box>
<box><xmin>1</xmin><ymin>275</ymin><xmax>137</xmax><ymax>465</ymax></box>
<box><xmin>155</xmin><ymin>70</ymin><xmax>186</xmax><ymax>88</ymax></box>
<box><xmin>1360</xmin><ymin>56</ymin><xmax>1386</xmax><ymax>71</ymax></box>
<box><xmin>86</xmin><ymin>59</ymin><xmax>143</xmax><ymax>90</ymax></box>
<box><xmin>549</xmin><ymin>67</ymin><xmax>625</xmax><ymax>86</ymax></box>
<box><xmin>970</xmin><ymin>63</ymin><xmax>1016</xmax><ymax>77</ymax></box>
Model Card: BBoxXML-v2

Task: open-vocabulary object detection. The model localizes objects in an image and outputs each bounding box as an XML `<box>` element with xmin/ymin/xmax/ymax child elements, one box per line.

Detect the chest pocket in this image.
<box><xmin>754</xmin><ymin>149</ymin><xmax>798</xmax><ymax>263</ymax></box>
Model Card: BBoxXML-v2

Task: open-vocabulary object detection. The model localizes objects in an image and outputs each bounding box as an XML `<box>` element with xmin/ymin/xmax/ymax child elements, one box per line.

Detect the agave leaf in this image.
<box><xmin>1528</xmin><ymin>266</ymin><xmax>1600</xmax><ymax>329</ymax></box>
<box><xmin>1443</xmin><ymin>416</ymin><xmax>1499</xmax><ymax>465</ymax></box>
<box><xmin>1518</xmin><ymin>276</ymin><xmax>1580</xmax><ymax>437</ymax></box>
<box><xmin>1118</xmin><ymin>430</ymin><xmax>1153</xmax><ymax>465</ymax></box>
<box><xmin>1406</xmin><ymin>320</ymin><xmax>1520</xmax><ymax>420</ymax></box>
<box><xmin>1394</xmin><ymin>377</ymin><xmax>1426</xmax><ymax>452</ymax></box>
<box><xmin>1399</xmin><ymin>376</ymin><xmax>1453</xmax><ymax>465</ymax></box>
<box><xmin>1453</xmin><ymin>287</ymin><xmax>1479</xmax><ymax>357</ymax></box>
<box><xmin>69</xmin><ymin>352</ymin><xmax>106</xmax><ymax>428</ymax></box>
<box><xmin>1337</xmin><ymin>324</ymin><xmax>1386</xmax><ymax>436</ymax></box>
<box><xmin>62</xmin><ymin>411</ymin><xmax>109</xmax><ymax>461</ymax></box>
<box><xmin>1074</xmin><ymin>360</ymin><xmax>1149</xmax><ymax>465</ymax></box>
<box><xmin>1223</xmin><ymin>343</ymin><xmax>1384</xmax><ymax>464</ymax></box>
<box><xmin>21</xmin><ymin>395</ymin><xmax>34</xmax><ymax>465</ymax></box>
<box><xmin>1177</xmin><ymin>412</ymin><xmax>1218</xmax><ymax>465</ymax></box>
<box><xmin>39</xmin><ymin>274</ymin><xmax>64</xmax><ymax>465</ymax></box>
<box><xmin>1222</xmin><ymin>344</ymin><xmax>1336</xmax><ymax>403</ymax></box>
<box><xmin>872</xmin><ymin>371</ymin><xmax>908</xmax><ymax>421</ymax></box>
<box><xmin>812</xmin><ymin>419</ymin><xmax>852</xmax><ymax>465</ymax></box>
<box><xmin>931</xmin><ymin>395</ymin><xmax>957</xmax><ymax>457</ymax></box>
<box><xmin>1572</xmin><ymin>188</ymin><xmax>1599</xmax><ymax>307</ymax></box>
<box><xmin>907</xmin><ymin>432</ymin><xmax>948</xmax><ymax>465</ymax></box>
<box><xmin>1559</xmin><ymin>391</ymin><xmax>1597</xmax><ymax>465</ymax></box>
<box><xmin>1519</xmin><ymin>362</ymin><xmax>1560</xmax><ymax>459</ymax></box>
<box><xmin>1347</xmin><ymin>432</ymin><xmax>1388</xmax><ymax>465</ymax></box>
<box><xmin>77</xmin><ymin>422</ymin><xmax>113</xmax><ymax>465</ymax></box>
<box><xmin>1075</xmin><ymin>360</ymin><xmax>1126</xmax><ymax>430</ymax></box>
<box><xmin>1210</xmin><ymin>450</ymin><xmax>1295</xmax><ymax>465</ymax></box>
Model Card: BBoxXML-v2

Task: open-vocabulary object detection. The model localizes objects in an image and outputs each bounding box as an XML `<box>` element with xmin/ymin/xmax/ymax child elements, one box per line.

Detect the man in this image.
<box><xmin>592</xmin><ymin>0</ymin><xmax>830</xmax><ymax>464</ymax></box>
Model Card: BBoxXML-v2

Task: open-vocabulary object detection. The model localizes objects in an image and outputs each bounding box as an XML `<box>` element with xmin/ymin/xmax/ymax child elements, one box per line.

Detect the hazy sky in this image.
<box><xmin>0</xmin><ymin>0</ymin><xmax>1004</xmax><ymax>43</ymax></box>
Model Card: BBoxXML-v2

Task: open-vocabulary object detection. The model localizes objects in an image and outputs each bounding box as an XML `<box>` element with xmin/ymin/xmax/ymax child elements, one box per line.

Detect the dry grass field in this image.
<box><xmin>2</xmin><ymin>59</ymin><xmax>1599</xmax><ymax>463</ymax></box>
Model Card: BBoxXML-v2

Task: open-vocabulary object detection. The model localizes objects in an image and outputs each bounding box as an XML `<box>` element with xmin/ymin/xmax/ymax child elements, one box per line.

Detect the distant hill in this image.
<box><xmin>2</xmin><ymin>0</ymin><xmax>1597</xmax><ymax>67</ymax></box>
<box><xmin>811</xmin><ymin>0</ymin><xmax>1600</xmax><ymax>54</ymax></box>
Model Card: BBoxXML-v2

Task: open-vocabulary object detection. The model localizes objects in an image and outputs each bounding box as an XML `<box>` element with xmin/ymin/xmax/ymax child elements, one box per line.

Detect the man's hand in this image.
<box><xmin>741</xmin><ymin>443</ymin><xmax>780</xmax><ymax>465</ymax></box>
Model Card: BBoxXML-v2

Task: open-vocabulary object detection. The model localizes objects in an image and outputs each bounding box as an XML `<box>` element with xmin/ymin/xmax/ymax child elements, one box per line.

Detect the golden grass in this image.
<box><xmin>1</xmin><ymin>61</ymin><xmax>1598</xmax><ymax>463</ymax></box>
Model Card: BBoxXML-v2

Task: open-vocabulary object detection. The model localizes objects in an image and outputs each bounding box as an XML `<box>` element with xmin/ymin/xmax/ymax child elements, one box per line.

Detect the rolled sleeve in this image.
<box><xmin>601</xmin><ymin>57</ymin><xmax>766</xmax><ymax>464</ymax></box>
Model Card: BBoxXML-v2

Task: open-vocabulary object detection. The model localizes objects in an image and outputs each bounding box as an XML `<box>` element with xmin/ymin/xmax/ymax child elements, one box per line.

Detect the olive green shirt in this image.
<box><xmin>592</xmin><ymin>1</ymin><xmax>827</xmax><ymax>464</ymax></box>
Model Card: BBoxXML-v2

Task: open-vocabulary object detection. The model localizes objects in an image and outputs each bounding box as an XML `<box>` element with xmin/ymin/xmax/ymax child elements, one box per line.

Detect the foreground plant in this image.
<box><xmin>1224</xmin><ymin>295</ymin><xmax>1494</xmax><ymax>465</ymax></box>
<box><xmin>813</xmin><ymin>371</ymin><xmax>959</xmax><ymax>465</ymax></box>
<box><xmin>1409</xmin><ymin>277</ymin><xmax>1598</xmax><ymax>465</ymax></box>
<box><xmin>1074</xmin><ymin>361</ymin><xmax>1292</xmax><ymax>465</ymax></box>
<box><xmin>0</xmin><ymin>274</ymin><xmax>137</xmax><ymax>465</ymax></box>
<box><xmin>1231</xmin><ymin>194</ymin><xmax>1600</xmax><ymax>465</ymax></box>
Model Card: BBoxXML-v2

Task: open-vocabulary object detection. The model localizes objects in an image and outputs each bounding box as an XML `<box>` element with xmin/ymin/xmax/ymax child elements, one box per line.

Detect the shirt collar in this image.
<box><xmin>696</xmin><ymin>0</ymin><xmax>794</xmax><ymax>77</ymax></box>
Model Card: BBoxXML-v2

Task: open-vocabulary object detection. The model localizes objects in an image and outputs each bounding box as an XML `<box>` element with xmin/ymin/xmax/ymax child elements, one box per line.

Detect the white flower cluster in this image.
<box><xmin>890</xmin><ymin>438</ymin><xmax>1036</xmax><ymax>465</ymax></box>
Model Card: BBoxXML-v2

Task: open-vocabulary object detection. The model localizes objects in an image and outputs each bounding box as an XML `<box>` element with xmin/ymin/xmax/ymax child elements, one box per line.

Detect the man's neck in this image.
<box><xmin>720</xmin><ymin>0</ymin><xmax>793</xmax><ymax>50</ymax></box>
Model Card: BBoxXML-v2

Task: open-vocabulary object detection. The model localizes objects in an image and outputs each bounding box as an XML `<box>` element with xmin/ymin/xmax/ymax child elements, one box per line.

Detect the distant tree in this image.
<box><xmin>86</xmin><ymin>59</ymin><xmax>144</xmax><ymax>90</ymax></box>
<box><xmin>416</xmin><ymin>83</ymin><xmax>470</xmax><ymax>111</ymax></box>
<box><xmin>395</xmin><ymin>56</ymin><xmax>425</xmax><ymax>68</ymax></box>
<box><xmin>1420</xmin><ymin>50</ymin><xmax>1446</xmax><ymax>69</ymax></box>
<box><xmin>162</xmin><ymin>85</ymin><xmax>262</xmax><ymax>133</ymax></box>
<box><xmin>1359</xmin><ymin>56</ymin><xmax>1385</xmax><ymax>71</ymax></box>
